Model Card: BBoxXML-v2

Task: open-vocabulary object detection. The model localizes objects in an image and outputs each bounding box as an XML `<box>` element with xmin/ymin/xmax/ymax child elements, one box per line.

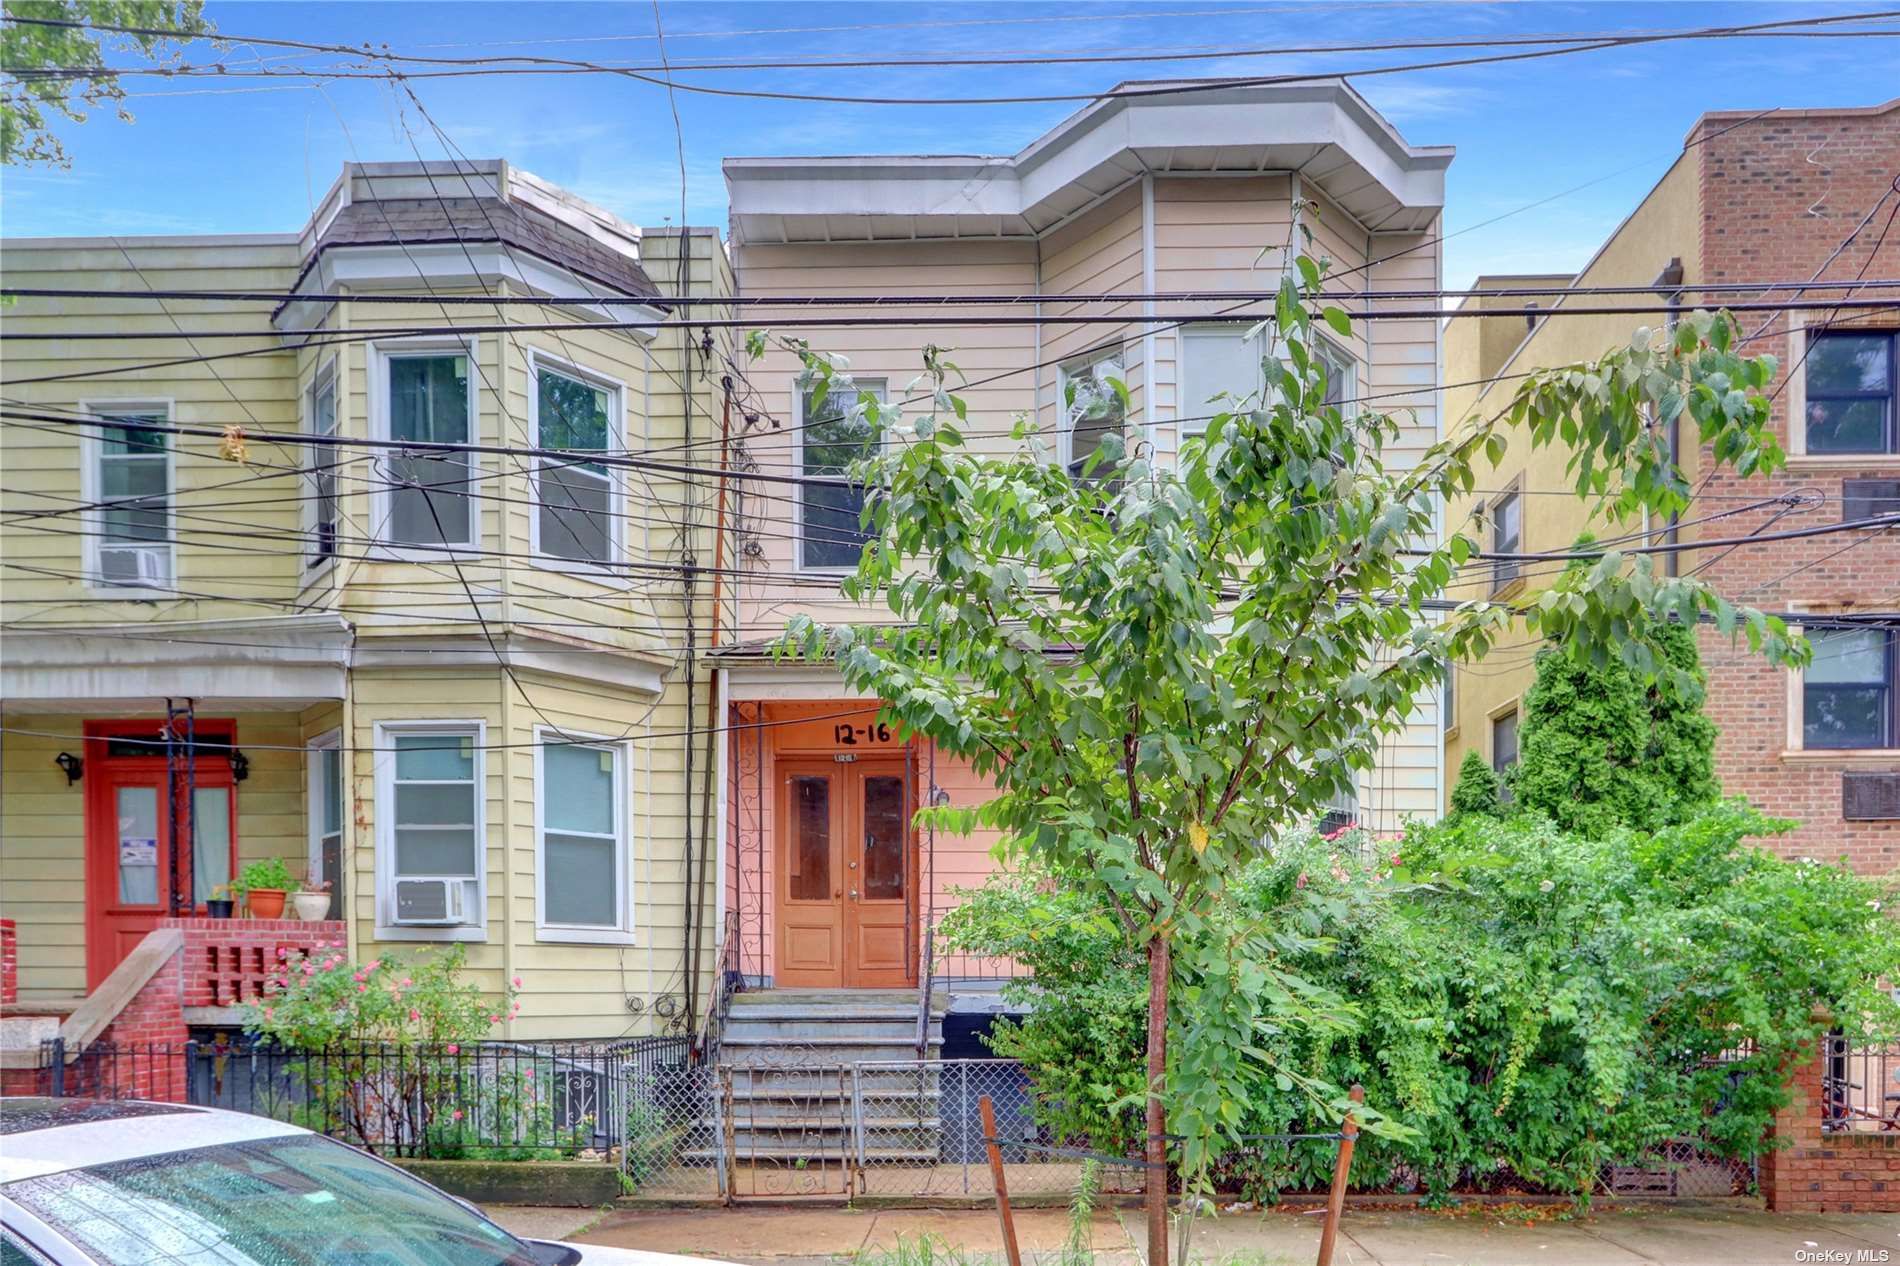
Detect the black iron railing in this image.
<box><xmin>1823</xmin><ymin>1035</ymin><xmax>1900</xmax><ymax>1133</ymax></box>
<box><xmin>36</xmin><ymin>1035</ymin><xmax>693</xmax><ymax>1158</ymax></box>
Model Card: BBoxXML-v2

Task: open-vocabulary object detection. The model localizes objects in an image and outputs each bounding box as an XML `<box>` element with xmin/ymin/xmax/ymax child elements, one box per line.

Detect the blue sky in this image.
<box><xmin>3</xmin><ymin>1</ymin><xmax>1894</xmax><ymax>288</ymax></box>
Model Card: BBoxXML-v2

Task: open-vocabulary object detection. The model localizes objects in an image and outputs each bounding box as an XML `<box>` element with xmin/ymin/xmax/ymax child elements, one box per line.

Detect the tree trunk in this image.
<box><xmin>1145</xmin><ymin>932</ymin><xmax>1170</xmax><ymax>1266</ymax></box>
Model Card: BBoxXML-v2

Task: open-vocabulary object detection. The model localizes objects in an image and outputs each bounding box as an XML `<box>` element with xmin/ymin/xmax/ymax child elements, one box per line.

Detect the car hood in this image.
<box><xmin>563</xmin><ymin>1243</ymin><xmax>742</xmax><ymax>1266</ymax></box>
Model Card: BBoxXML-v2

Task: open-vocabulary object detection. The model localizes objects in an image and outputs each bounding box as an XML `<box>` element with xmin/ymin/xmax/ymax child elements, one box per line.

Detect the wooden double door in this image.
<box><xmin>775</xmin><ymin>759</ymin><xmax>917</xmax><ymax>988</ymax></box>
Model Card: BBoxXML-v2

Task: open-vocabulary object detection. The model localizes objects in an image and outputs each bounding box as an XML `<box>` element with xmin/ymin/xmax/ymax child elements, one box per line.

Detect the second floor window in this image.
<box><xmin>1180</xmin><ymin>327</ymin><xmax>1262</xmax><ymax>435</ymax></box>
<box><xmin>798</xmin><ymin>379</ymin><xmax>885</xmax><ymax>571</ymax></box>
<box><xmin>91</xmin><ymin>408</ymin><xmax>172</xmax><ymax>590</ymax></box>
<box><xmin>1489</xmin><ymin>487</ymin><xmax>1523</xmax><ymax>592</ymax></box>
<box><xmin>1806</xmin><ymin>331</ymin><xmax>1896</xmax><ymax>455</ymax></box>
<box><xmin>308</xmin><ymin>369</ymin><xmax>338</xmax><ymax>567</ymax></box>
<box><xmin>534</xmin><ymin>363</ymin><xmax>616</xmax><ymax>566</ymax></box>
<box><xmin>384</xmin><ymin>351</ymin><xmax>474</xmax><ymax>548</ymax></box>
<box><xmin>1804</xmin><ymin>627</ymin><xmax>1896</xmax><ymax>750</ymax></box>
<box><xmin>1059</xmin><ymin>350</ymin><xmax>1126</xmax><ymax>480</ymax></box>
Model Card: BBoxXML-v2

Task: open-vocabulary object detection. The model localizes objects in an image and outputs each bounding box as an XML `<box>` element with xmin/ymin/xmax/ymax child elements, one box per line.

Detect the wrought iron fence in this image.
<box><xmin>1823</xmin><ymin>1036</ymin><xmax>1900</xmax><ymax>1133</ymax></box>
<box><xmin>36</xmin><ymin>1036</ymin><xmax>693</xmax><ymax>1160</ymax></box>
<box><xmin>30</xmin><ymin>1039</ymin><xmax>1773</xmax><ymax>1202</ymax></box>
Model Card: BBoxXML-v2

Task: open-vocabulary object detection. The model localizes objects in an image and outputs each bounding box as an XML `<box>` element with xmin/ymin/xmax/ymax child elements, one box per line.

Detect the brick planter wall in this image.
<box><xmin>168</xmin><ymin>917</ymin><xmax>347</xmax><ymax>1009</ymax></box>
<box><xmin>1761</xmin><ymin>1051</ymin><xmax>1900</xmax><ymax>1213</ymax></box>
<box><xmin>55</xmin><ymin>918</ymin><xmax>350</xmax><ymax>1103</ymax></box>
<box><xmin>1</xmin><ymin>919</ymin><xmax>16</xmax><ymax>1007</ymax></box>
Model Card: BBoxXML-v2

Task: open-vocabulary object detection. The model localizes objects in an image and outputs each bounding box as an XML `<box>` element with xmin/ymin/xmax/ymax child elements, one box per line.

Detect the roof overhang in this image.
<box><xmin>725</xmin><ymin>80</ymin><xmax>1451</xmax><ymax>244</ymax></box>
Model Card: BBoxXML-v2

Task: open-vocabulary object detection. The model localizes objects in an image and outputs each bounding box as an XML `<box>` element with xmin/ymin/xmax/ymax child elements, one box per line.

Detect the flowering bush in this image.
<box><xmin>244</xmin><ymin>947</ymin><xmax>528</xmax><ymax>1157</ymax></box>
<box><xmin>244</xmin><ymin>944</ymin><xmax>517</xmax><ymax>1049</ymax></box>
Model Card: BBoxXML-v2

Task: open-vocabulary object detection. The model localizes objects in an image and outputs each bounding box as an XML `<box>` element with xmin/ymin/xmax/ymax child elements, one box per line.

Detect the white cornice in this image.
<box><xmin>272</xmin><ymin>243</ymin><xmax>667</xmax><ymax>336</ymax></box>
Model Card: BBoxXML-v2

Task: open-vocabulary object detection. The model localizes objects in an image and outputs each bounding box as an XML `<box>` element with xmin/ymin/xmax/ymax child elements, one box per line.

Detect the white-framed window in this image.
<box><xmin>80</xmin><ymin>401</ymin><xmax>176</xmax><ymax>595</ymax></box>
<box><xmin>795</xmin><ymin>377</ymin><xmax>887</xmax><ymax>572</ymax></box>
<box><xmin>1180</xmin><ymin>326</ymin><xmax>1264</xmax><ymax>436</ymax></box>
<box><xmin>530</xmin><ymin>354</ymin><xmax>624</xmax><ymax>570</ymax></box>
<box><xmin>308</xmin><ymin>729</ymin><xmax>344</xmax><ymax>920</ymax></box>
<box><xmin>370</xmin><ymin>339</ymin><xmax>480</xmax><ymax>551</ymax></box>
<box><xmin>534</xmin><ymin>728</ymin><xmax>632</xmax><ymax>943</ymax></box>
<box><xmin>1491</xmin><ymin>706</ymin><xmax>1520</xmax><ymax>804</ymax></box>
<box><xmin>306</xmin><ymin>360</ymin><xmax>339</xmax><ymax>569</ymax></box>
<box><xmin>373</xmin><ymin>721</ymin><xmax>485</xmax><ymax>940</ymax></box>
<box><xmin>1315</xmin><ymin>336</ymin><xmax>1357</xmax><ymax>410</ymax></box>
<box><xmin>1058</xmin><ymin>349</ymin><xmax>1126</xmax><ymax>479</ymax></box>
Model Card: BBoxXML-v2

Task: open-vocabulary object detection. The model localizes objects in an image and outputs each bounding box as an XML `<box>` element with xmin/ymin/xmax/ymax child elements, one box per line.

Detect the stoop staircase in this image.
<box><xmin>705</xmin><ymin>988</ymin><xmax>949</xmax><ymax>1165</ymax></box>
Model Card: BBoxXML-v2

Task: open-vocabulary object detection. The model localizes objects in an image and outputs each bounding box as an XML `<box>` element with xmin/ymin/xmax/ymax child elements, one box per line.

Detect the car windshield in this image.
<box><xmin>4</xmin><ymin>1134</ymin><xmax>543</xmax><ymax>1266</ymax></box>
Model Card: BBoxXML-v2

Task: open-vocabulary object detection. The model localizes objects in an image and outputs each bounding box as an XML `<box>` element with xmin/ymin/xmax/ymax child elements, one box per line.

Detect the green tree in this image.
<box><xmin>770</xmin><ymin>238</ymin><xmax>1795</xmax><ymax>1264</ymax></box>
<box><xmin>1514</xmin><ymin>613</ymin><xmax>1720</xmax><ymax>834</ymax></box>
<box><xmin>2</xmin><ymin>1</ymin><xmax>210</xmax><ymax>167</ymax></box>
<box><xmin>1447</xmin><ymin>749</ymin><xmax>1502</xmax><ymax>820</ymax></box>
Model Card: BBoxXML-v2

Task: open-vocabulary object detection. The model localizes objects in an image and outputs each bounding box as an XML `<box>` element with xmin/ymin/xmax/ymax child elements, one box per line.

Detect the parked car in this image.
<box><xmin>0</xmin><ymin>1098</ymin><xmax>710</xmax><ymax>1266</ymax></box>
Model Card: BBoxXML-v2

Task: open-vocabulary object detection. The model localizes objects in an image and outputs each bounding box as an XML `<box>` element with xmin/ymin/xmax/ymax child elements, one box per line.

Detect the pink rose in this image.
<box><xmin>357</xmin><ymin>983</ymin><xmax>368</xmax><ymax>993</ymax></box>
<box><xmin>366</xmin><ymin>959</ymin><xmax>380</xmax><ymax>971</ymax></box>
<box><xmin>408</xmin><ymin>1009</ymin><xmax>420</xmax><ymax>1021</ymax></box>
<box><xmin>446</xmin><ymin>1044</ymin><xmax>459</xmax><ymax>1055</ymax></box>
<box><xmin>523</xmin><ymin>1068</ymin><xmax>533</xmax><ymax>1080</ymax></box>
<box><xmin>512</xmin><ymin>977</ymin><xmax>522</xmax><ymax>988</ymax></box>
<box><xmin>277</xmin><ymin>947</ymin><xmax>288</xmax><ymax>959</ymax></box>
<box><xmin>353</xmin><ymin>972</ymin><xmax>366</xmax><ymax>983</ymax></box>
<box><xmin>1295</xmin><ymin>872</ymin><xmax>1309</xmax><ymax>890</ymax></box>
<box><xmin>401</xmin><ymin>977</ymin><xmax>413</xmax><ymax>987</ymax></box>
<box><xmin>451</xmin><ymin>1109</ymin><xmax>464</xmax><ymax>1122</ymax></box>
<box><xmin>302</xmin><ymin>962</ymin><xmax>315</xmax><ymax>976</ymax></box>
<box><xmin>488</xmin><ymin>1014</ymin><xmax>501</xmax><ymax>1025</ymax></box>
<box><xmin>263</xmin><ymin>1007</ymin><xmax>274</xmax><ymax>1020</ymax></box>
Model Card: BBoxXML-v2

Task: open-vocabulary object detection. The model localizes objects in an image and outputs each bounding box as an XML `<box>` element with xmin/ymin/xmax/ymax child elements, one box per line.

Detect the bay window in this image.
<box><xmin>375</xmin><ymin>724</ymin><xmax>483</xmax><ymax>937</ymax></box>
<box><xmin>533</xmin><ymin>360</ymin><xmax>619</xmax><ymax>566</ymax></box>
<box><xmin>1059</xmin><ymin>350</ymin><xmax>1126</xmax><ymax>479</ymax></box>
<box><xmin>797</xmin><ymin>378</ymin><xmax>886</xmax><ymax>571</ymax></box>
<box><xmin>377</xmin><ymin>345</ymin><xmax>476</xmax><ymax>549</ymax></box>
<box><xmin>536</xmin><ymin>733</ymin><xmax>630</xmax><ymax>940</ymax></box>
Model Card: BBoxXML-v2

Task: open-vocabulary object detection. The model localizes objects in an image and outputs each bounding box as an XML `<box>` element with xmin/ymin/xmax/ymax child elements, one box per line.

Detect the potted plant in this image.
<box><xmin>234</xmin><ymin>857</ymin><xmax>296</xmax><ymax>920</ymax></box>
<box><xmin>205</xmin><ymin>884</ymin><xmax>235</xmax><ymax>920</ymax></box>
<box><xmin>292</xmin><ymin>868</ymin><xmax>333</xmax><ymax>922</ymax></box>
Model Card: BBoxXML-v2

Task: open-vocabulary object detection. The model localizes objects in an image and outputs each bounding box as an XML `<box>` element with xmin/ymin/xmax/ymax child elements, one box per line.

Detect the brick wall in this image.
<box><xmin>1</xmin><ymin>918</ymin><xmax>15</xmax><ymax>1007</ymax></box>
<box><xmin>1761</xmin><ymin>1049</ymin><xmax>1900</xmax><ymax>1212</ymax></box>
<box><xmin>1688</xmin><ymin>102</ymin><xmax>1900</xmax><ymax>880</ymax></box>
<box><xmin>170</xmin><ymin>917</ymin><xmax>346</xmax><ymax>1008</ymax></box>
<box><xmin>55</xmin><ymin>918</ymin><xmax>349</xmax><ymax>1102</ymax></box>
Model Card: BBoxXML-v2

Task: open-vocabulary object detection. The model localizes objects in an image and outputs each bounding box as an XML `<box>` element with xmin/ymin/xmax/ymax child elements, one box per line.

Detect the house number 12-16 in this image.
<box><xmin>834</xmin><ymin>722</ymin><xmax>893</xmax><ymax>745</ymax></box>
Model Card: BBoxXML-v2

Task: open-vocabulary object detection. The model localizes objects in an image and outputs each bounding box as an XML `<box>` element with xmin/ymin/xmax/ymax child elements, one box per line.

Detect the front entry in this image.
<box><xmin>775</xmin><ymin>759</ymin><xmax>916</xmax><ymax>988</ymax></box>
<box><xmin>84</xmin><ymin>721</ymin><xmax>237</xmax><ymax>988</ymax></box>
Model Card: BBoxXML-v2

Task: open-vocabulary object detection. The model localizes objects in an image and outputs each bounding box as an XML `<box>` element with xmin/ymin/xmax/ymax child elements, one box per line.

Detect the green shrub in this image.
<box><xmin>944</xmin><ymin>809</ymin><xmax>1900</xmax><ymax>1203</ymax></box>
<box><xmin>1447</xmin><ymin>750</ymin><xmax>1501</xmax><ymax>820</ymax></box>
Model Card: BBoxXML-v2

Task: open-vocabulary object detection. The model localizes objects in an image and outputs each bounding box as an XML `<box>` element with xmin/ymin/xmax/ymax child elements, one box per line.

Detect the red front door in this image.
<box><xmin>84</xmin><ymin>721</ymin><xmax>237</xmax><ymax>989</ymax></box>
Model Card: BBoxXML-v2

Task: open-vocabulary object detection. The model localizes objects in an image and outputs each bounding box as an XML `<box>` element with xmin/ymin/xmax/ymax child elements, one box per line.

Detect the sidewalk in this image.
<box><xmin>528</xmin><ymin>1202</ymin><xmax>1900</xmax><ymax>1266</ymax></box>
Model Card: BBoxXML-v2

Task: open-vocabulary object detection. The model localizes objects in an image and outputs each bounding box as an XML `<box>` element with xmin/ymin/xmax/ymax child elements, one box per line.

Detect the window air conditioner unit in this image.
<box><xmin>99</xmin><ymin>545</ymin><xmax>168</xmax><ymax>587</ymax></box>
<box><xmin>393</xmin><ymin>877</ymin><xmax>468</xmax><ymax>926</ymax></box>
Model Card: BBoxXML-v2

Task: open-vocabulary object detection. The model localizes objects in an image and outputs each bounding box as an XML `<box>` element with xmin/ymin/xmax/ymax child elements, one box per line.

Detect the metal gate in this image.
<box><xmin>720</xmin><ymin>1063</ymin><xmax>857</xmax><ymax>1197</ymax></box>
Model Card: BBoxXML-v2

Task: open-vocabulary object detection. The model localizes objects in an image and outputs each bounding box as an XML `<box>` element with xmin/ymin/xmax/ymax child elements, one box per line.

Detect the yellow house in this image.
<box><xmin>1442</xmin><ymin>99</ymin><xmax>1900</xmax><ymax>880</ymax></box>
<box><xmin>0</xmin><ymin>160</ymin><xmax>731</xmax><ymax>1038</ymax></box>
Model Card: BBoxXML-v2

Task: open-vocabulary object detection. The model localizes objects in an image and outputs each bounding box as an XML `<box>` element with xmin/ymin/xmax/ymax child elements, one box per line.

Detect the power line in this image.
<box><xmin>11</xmin><ymin>278</ymin><xmax>1898</xmax><ymax>309</ymax></box>
<box><xmin>6</xmin><ymin>296</ymin><xmax>1896</xmax><ymax>343</ymax></box>
<box><xmin>6</xmin><ymin>10</ymin><xmax>1894</xmax><ymax>107</ymax></box>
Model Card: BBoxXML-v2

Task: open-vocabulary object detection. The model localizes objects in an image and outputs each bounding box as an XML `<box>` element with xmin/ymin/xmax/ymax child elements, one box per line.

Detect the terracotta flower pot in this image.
<box><xmin>292</xmin><ymin>891</ymin><xmax>331</xmax><ymax>922</ymax></box>
<box><xmin>247</xmin><ymin>888</ymin><xmax>288</xmax><ymax>919</ymax></box>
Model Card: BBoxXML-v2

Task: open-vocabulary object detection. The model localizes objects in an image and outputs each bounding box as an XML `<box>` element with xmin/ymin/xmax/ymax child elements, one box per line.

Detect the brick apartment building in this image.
<box><xmin>1446</xmin><ymin>98</ymin><xmax>1900</xmax><ymax>880</ymax></box>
